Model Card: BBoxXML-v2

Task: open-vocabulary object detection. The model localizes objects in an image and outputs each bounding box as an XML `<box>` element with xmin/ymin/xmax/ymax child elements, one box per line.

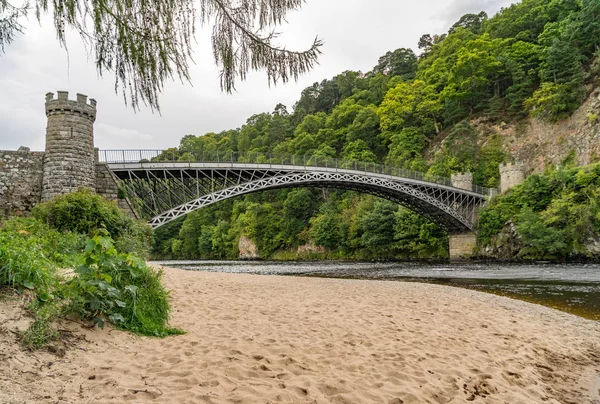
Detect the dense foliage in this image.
<box><xmin>68</xmin><ymin>229</ymin><xmax>183</xmax><ymax>336</ymax></box>
<box><xmin>477</xmin><ymin>163</ymin><xmax>600</xmax><ymax>260</ymax></box>
<box><xmin>32</xmin><ymin>189</ymin><xmax>152</xmax><ymax>258</ymax></box>
<box><xmin>0</xmin><ymin>218</ymin><xmax>84</xmax><ymax>296</ymax></box>
<box><xmin>0</xmin><ymin>194</ymin><xmax>180</xmax><ymax>348</ymax></box>
<box><xmin>153</xmin><ymin>0</ymin><xmax>600</xmax><ymax>260</ymax></box>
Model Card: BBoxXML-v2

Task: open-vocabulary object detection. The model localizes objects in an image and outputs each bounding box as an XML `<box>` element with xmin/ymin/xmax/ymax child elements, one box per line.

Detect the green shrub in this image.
<box><xmin>0</xmin><ymin>217</ymin><xmax>85</xmax><ymax>268</ymax></box>
<box><xmin>32</xmin><ymin>189</ymin><xmax>152</xmax><ymax>258</ymax></box>
<box><xmin>113</xmin><ymin>222</ymin><xmax>153</xmax><ymax>258</ymax></box>
<box><xmin>477</xmin><ymin>162</ymin><xmax>600</xmax><ymax>259</ymax></box>
<box><xmin>0</xmin><ymin>227</ymin><xmax>57</xmax><ymax>298</ymax></box>
<box><xmin>515</xmin><ymin>206</ymin><xmax>568</xmax><ymax>259</ymax></box>
<box><xmin>32</xmin><ymin>189</ymin><xmax>123</xmax><ymax>235</ymax></box>
<box><xmin>67</xmin><ymin>229</ymin><xmax>182</xmax><ymax>336</ymax></box>
<box><xmin>525</xmin><ymin>82</ymin><xmax>584</xmax><ymax>121</ymax></box>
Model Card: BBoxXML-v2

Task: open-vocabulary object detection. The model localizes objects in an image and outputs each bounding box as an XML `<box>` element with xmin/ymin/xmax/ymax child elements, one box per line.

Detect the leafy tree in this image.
<box><xmin>441</xmin><ymin>34</ymin><xmax>503</xmax><ymax>115</ymax></box>
<box><xmin>449</xmin><ymin>12</ymin><xmax>488</xmax><ymax>34</ymax></box>
<box><xmin>345</xmin><ymin>105</ymin><xmax>382</xmax><ymax>156</ymax></box>
<box><xmin>292</xmin><ymin>83</ymin><xmax>322</xmax><ymax>123</ymax></box>
<box><xmin>485</xmin><ymin>0</ymin><xmax>579</xmax><ymax>43</ymax></box>
<box><xmin>515</xmin><ymin>206</ymin><xmax>568</xmax><ymax>259</ymax></box>
<box><xmin>504</xmin><ymin>41</ymin><xmax>542</xmax><ymax>113</ymax></box>
<box><xmin>525</xmin><ymin>24</ymin><xmax>586</xmax><ymax>120</ymax></box>
<box><xmin>572</xmin><ymin>0</ymin><xmax>600</xmax><ymax>58</ymax></box>
<box><xmin>342</xmin><ymin>140</ymin><xmax>377</xmax><ymax>163</ymax></box>
<box><xmin>427</xmin><ymin>121</ymin><xmax>478</xmax><ymax>177</ymax></box>
<box><xmin>316</xmin><ymin>79</ymin><xmax>342</xmax><ymax>114</ymax></box>
<box><xmin>335</xmin><ymin>71</ymin><xmax>367</xmax><ymax>100</ymax></box>
<box><xmin>281</xmin><ymin>189</ymin><xmax>317</xmax><ymax>245</ymax></box>
<box><xmin>526</xmin><ymin>82</ymin><xmax>583</xmax><ymax>121</ymax></box>
<box><xmin>474</xmin><ymin>135</ymin><xmax>507</xmax><ymax>187</ymax></box>
<box><xmin>1</xmin><ymin>0</ymin><xmax>322</xmax><ymax>110</ymax></box>
<box><xmin>373</xmin><ymin>48</ymin><xmax>418</xmax><ymax>80</ymax></box>
<box><xmin>378</xmin><ymin>80</ymin><xmax>442</xmax><ymax>137</ymax></box>
<box><xmin>418</xmin><ymin>34</ymin><xmax>434</xmax><ymax>56</ymax></box>
<box><xmin>386</xmin><ymin>127</ymin><xmax>428</xmax><ymax>171</ymax></box>
<box><xmin>394</xmin><ymin>208</ymin><xmax>448</xmax><ymax>258</ymax></box>
<box><xmin>309</xmin><ymin>208</ymin><xmax>344</xmax><ymax>250</ymax></box>
<box><xmin>356</xmin><ymin>200</ymin><xmax>397</xmax><ymax>256</ymax></box>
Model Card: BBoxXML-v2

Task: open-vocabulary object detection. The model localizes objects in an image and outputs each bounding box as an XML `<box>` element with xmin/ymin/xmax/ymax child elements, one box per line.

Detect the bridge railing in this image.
<box><xmin>98</xmin><ymin>149</ymin><xmax>498</xmax><ymax>197</ymax></box>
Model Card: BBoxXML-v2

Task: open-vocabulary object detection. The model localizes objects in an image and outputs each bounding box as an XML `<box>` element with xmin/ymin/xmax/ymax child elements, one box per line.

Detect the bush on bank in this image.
<box><xmin>68</xmin><ymin>229</ymin><xmax>183</xmax><ymax>337</ymax></box>
<box><xmin>0</xmin><ymin>217</ymin><xmax>83</xmax><ymax>296</ymax></box>
<box><xmin>477</xmin><ymin>162</ymin><xmax>600</xmax><ymax>260</ymax></box>
<box><xmin>32</xmin><ymin>188</ymin><xmax>152</xmax><ymax>258</ymax></box>
<box><xmin>0</xmin><ymin>191</ymin><xmax>181</xmax><ymax>347</ymax></box>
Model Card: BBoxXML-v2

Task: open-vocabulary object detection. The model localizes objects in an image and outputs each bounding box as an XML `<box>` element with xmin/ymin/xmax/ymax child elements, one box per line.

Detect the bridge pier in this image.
<box><xmin>449</xmin><ymin>232</ymin><xmax>477</xmax><ymax>260</ymax></box>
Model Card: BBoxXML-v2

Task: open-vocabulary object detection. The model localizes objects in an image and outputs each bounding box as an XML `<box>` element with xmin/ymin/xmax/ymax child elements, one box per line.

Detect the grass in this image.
<box><xmin>20</xmin><ymin>318</ymin><xmax>59</xmax><ymax>349</ymax></box>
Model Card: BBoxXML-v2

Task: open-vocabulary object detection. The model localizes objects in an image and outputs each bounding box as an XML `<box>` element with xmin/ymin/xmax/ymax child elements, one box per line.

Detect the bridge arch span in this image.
<box><xmin>106</xmin><ymin>162</ymin><xmax>492</xmax><ymax>233</ymax></box>
<box><xmin>147</xmin><ymin>171</ymin><xmax>472</xmax><ymax>230</ymax></box>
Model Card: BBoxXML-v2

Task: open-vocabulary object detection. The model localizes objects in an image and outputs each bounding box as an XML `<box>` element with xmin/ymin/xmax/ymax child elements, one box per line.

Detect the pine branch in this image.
<box><xmin>0</xmin><ymin>0</ymin><xmax>28</xmax><ymax>53</ymax></box>
<box><xmin>0</xmin><ymin>0</ymin><xmax>322</xmax><ymax>110</ymax></box>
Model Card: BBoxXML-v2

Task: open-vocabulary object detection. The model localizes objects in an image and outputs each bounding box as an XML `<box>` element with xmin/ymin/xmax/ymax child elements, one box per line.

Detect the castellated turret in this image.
<box><xmin>450</xmin><ymin>172</ymin><xmax>473</xmax><ymax>191</ymax></box>
<box><xmin>499</xmin><ymin>162</ymin><xmax>524</xmax><ymax>193</ymax></box>
<box><xmin>41</xmin><ymin>91</ymin><xmax>97</xmax><ymax>201</ymax></box>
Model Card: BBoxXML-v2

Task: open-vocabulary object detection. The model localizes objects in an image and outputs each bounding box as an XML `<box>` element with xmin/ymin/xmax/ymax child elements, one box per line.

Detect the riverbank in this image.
<box><xmin>161</xmin><ymin>260</ymin><xmax>600</xmax><ymax>321</ymax></box>
<box><xmin>1</xmin><ymin>267</ymin><xmax>599</xmax><ymax>403</ymax></box>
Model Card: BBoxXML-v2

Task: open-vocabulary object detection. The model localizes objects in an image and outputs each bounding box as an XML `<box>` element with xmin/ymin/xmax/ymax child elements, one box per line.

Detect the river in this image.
<box><xmin>153</xmin><ymin>261</ymin><xmax>600</xmax><ymax>321</ymax></box>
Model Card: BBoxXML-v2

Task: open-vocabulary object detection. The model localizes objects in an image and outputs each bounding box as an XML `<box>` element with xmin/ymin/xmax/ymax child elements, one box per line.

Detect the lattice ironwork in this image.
<box><xmin>98</xmin><ymin>149</ymin><xmax>497</xmax><ymax>196</ymax></box>
<box><xmin>105</xmin><ymin>160</ymin><xmax>495</xmax><ymax>234</ymax></box>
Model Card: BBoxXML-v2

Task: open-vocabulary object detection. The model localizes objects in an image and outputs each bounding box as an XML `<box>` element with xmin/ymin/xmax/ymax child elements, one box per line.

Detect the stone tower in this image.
<box><xmin>499</xmin><ymin>162</ymin><xmax>525</xmax><ymax>193</ymax></box>
<box><xmin>450</xmin><ymin>172</ymin><xmax>473</xmax><ymax>191</ymax></box>
<box><xmin>42</xmin><ymin>91</ymin><xmax>97</xmax><ymax>201</ymax></box>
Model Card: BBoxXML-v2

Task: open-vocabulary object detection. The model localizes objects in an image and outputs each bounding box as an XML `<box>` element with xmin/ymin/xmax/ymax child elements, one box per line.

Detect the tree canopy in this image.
<box><xmin>152</xmin><ymin>0</ymin><xmax>600</xmax><ymax>261</ymax></box>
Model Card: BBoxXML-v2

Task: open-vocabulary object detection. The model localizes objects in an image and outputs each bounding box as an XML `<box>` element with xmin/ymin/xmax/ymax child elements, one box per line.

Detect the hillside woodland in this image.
<box><xmin>152</xmin><ymin>0</ymin><xmax>600</xmax><ymax>261</ymax></box>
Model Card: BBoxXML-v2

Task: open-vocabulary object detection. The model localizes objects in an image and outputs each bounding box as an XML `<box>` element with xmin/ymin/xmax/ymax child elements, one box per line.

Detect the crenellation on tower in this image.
<box><xmin>41</xmin><ymin>91</ymin><xmax>97</xmax><ymax>201</ymax></box>
<box><xmin>451</xmin><ymin>172</ymin><xmax>473</xmax><ymax>191</ymax></box>
<box><xmin>44</xmin><ymin>91</ymin><xmax>97</xmax><ymax>121</ymax></box>
<box><xmin>499</xmin><ymin>161</ymin><xmax>525</xmax><ymax>193</ymax></box>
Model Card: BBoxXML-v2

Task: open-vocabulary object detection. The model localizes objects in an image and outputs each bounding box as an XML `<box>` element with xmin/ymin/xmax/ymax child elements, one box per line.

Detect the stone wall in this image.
<box><xmin>0</xmin><ymin>149</ymin><xmax>45</xmax><ymax>216</ymax></box>
<box><xmin>449</xmin><ymin>233</ymin><xmax>477</xmax><ymax>259</ymax></box>
<box><xmin>0</xmin><ymin>154</ymin><xmax>137</xmax><ymax>218</ymax></box>
<box><xmin>95</xmin><ymin>164</ymin><xmax>137</xmax><ymax>218</ymax></box>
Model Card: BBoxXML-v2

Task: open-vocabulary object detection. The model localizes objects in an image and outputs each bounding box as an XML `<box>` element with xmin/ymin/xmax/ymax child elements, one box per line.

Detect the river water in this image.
<box><xmin>154</xmin><ymin>261</ymin><xmax>600</xmax><ymax>321</ymax></box>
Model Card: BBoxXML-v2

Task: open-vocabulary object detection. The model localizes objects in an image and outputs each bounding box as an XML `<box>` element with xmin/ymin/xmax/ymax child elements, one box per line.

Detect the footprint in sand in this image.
<box><xmin>291</xmin><ymin>386</ymin><xmax>309</xmax><ymax>396</ymax></box>
<box><xmin>198</xmin><ymin>380</ymin><xmax>220</xmax><ymax>387</ymax></box>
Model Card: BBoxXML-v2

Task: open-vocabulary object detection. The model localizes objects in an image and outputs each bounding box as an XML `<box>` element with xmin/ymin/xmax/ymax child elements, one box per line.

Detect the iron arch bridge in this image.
<box><xmin>99</xmin><ymin>150</ymin><xmax>498</xmax><ymax>233</ymax></box>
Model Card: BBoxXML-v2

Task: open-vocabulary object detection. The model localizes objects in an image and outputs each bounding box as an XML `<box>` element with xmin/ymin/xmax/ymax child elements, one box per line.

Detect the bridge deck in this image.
<box><xmin>100</xmin><ymin>150</ymin><xmax>497</xmax><ymax>232</ymax></box>
<box><xmin>107</xmin><ymin>162</ymin><xmax>494</xmax><ymax>199</ymax></box>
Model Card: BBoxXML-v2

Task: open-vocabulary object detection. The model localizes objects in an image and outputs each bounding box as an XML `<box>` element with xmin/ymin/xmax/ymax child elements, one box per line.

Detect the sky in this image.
<box><xmin>0</xmin><ymin>0</ymin><xmax>514</xmax><ymax>151</ymax></box>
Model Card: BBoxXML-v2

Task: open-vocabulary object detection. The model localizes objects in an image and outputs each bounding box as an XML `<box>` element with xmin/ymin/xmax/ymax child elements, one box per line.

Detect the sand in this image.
<box><xmin>1</xmin><ymin>266</ymin><xmax>599</xmax><ymax>403</ymax></box>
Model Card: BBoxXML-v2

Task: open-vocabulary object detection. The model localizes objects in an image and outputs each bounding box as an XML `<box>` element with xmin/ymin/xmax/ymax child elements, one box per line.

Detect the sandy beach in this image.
<box><xmin>1</xmin><ymin>266</ymin><xmax>599</xmax><ymax>403</ymax></box>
